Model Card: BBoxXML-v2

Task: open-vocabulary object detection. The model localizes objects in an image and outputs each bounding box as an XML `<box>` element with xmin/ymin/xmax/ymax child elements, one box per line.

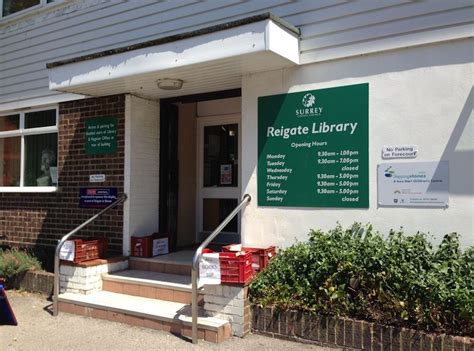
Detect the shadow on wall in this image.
<box><xmin>0</xmin><ymin>193</ymin><xmax>61</xmax><ymax>272</ymax></box>
<box><xmin>439</xmin><ymin>86</ymin><xmax>473</xmax><ymax>196</ymax></box>
<box><xmin>423</xmin><ymin>86</ymin><xmax>473</xmax><ymax>197</ymax></box>
<box><xmin>285</xmin><ymin>40</ymin><xmax>473</xmax><ymax>197</ymax></box>
<box><xmin>34</xmin><ymin>96</ymin><xmax>125</xmax><ymax>269</ymax></box>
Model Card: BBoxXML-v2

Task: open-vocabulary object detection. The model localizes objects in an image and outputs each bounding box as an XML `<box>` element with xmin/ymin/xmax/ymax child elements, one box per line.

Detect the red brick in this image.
<box><xmin>0</xmin><ymin>95</ymin><xmax>125</xmax><ymax>253</ymax></box>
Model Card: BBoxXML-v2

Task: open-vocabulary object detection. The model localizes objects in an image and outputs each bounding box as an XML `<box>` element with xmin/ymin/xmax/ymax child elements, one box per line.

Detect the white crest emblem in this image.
<box><xmin>302</xmin><ymin>93</ymin><xmax>316</xmax><ymax>108</ymax></box>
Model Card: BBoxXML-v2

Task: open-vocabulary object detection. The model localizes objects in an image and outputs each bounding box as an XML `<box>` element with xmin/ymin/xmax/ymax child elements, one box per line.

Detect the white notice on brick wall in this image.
<box><xmin>60</xmin><ymin>240</ymin><xmax>75</xmax><ymax>261</ymax></box>
<box><xmin>199</xmin><ymin>253</ymin><xmax>221</xmax><ymax>285</ymax></box>
<box><xmin>89</xmin><ymin>174</ymin><xmax>106</xmax><ymax>183</ymax></box>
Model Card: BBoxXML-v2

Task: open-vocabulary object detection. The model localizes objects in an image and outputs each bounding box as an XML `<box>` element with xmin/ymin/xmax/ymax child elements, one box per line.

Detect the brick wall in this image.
<box><xmin>0</xmin><ymin>95</ymin><xmax>125</xmax><ymax>253</ymax></box>
<box><xmin>252</xmin><ymin>306</ymin><xmax>474</xmax><ymax>350</ymax></box>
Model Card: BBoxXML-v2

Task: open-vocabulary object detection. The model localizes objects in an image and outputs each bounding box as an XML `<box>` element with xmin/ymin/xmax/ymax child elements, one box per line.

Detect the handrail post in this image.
<box><xmin>53</xmin><ymin>251</ymin><xmax>60</xmax><ymax>316</ymax></box>
<box><xmin>191</xmin><ymin>194</ymin><xmax>251</xmax><ymax>344</ymax></box>
<box><xmin>191</xmin><ymin>265</ymin><xmax>198</xmax><ymax>341</ymax></box>
<box><xmin>53</xmin><ymin>194</ymin><xmax>127</xmax><ymax>316</ymax></box>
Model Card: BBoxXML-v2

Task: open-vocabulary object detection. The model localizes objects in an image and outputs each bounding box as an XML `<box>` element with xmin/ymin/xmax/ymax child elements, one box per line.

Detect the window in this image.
<box><xmin>1</xmin><ymin>0</ymin><xmax>56</xmax><ymax>18</ymax></box>
<box><xmin>203</xmin><ymin>123</ymin><xmax>238</xmax><ymax>187</ymax></box>
<box><xmin>0</xmin><ymin>108</ymin><xmax>58</xmax><ymax>190</ymax></box>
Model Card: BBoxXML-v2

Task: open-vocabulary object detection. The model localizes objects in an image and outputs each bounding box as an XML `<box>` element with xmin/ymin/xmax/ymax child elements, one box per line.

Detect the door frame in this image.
<box><xmin>159</xmin><ymin>101</ymin><xmax>179</xmax><ymax>251</ymax></box>
<box><xmin>196</xmin><ymin>114</ymin><xmax>241</xmax><ymax>244</ymax></box>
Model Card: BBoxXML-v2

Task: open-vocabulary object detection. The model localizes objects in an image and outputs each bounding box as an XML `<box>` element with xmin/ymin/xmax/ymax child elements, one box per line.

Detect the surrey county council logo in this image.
<box><xmin>302</xmin><ymin>93</ymin><xmax>316</xmax><ymax>107</ymax></box>
<box><xmin>296</xmin><ymin>92</ymin><xmax>323</xmax><ymax>117</ymax></box>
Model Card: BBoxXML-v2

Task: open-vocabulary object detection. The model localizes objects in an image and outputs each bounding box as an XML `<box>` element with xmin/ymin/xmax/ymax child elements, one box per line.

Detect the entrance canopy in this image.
<box><xmin>47</xmin><ymin>14</ymin><xmax>300</xmax><ymax>99</ymax></box>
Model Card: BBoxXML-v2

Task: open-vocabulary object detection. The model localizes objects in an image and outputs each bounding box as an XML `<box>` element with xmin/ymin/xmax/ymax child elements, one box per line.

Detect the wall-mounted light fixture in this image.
<box><xmin>157</xmin><ymin>78</ymin><xmax>184</xmax><ymax>90</ymax></box>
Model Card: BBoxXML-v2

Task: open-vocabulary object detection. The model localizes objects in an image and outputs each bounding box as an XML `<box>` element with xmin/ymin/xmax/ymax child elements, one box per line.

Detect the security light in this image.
<box><xmin>156</xmin><ymin>78</ymin><xmax>184</xmax><ymax>90</ymax></box>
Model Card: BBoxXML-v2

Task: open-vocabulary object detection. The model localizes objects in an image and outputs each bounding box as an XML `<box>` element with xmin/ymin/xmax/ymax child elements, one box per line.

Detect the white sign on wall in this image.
<box><xmin>382</xmin><ymin>145</ymin><xmax>418</xmax><ymax>159</ymax></box>
<box><xmin>89</xmin><ymin>174</ymin><xmax>106</xmax><ymax>183</ymax></box>
<box><xmin>378</xmin><ymin>161</ymin><xmax>449</xmax><ymax>207</ymax></box>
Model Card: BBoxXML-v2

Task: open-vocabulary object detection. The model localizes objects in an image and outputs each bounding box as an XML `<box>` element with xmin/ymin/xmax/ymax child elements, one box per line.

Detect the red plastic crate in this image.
<box><xmin>219</xmin><ymin>251</ymin><xmax>253</xmax><ymax>284</ymax></box>
<box><xmin>72</xmin><ymin>238</ymin><xmax>108</xmax><ymax>263</ymax></box>
<box><xmin>222</xmin><ymin>245</ymin><xmax>276</xmax><ymax>272</ymax></box>
<box><xmin>131</xmin><ymin>235</ymin><xmax>153</xmax><ymax>257</ymax></box>
<box><xmin>249</xmin><ymin>246</ymin><xmax>277</xmax><ymax>272</ymax></box>
<box><xmin>131</xmin><ymin>233</ymin><xmax>169</xmax><ymax>257</ymax></box>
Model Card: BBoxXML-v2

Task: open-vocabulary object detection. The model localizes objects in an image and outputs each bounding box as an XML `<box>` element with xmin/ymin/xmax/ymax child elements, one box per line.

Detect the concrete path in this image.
<box><xmin>0</xmin><ymin>290</ymin><xmax>338</xmax><ymax>351</ymax></box>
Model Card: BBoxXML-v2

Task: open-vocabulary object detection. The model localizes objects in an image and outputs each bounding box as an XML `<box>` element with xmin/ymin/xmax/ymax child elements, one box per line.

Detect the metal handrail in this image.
<box><xmin>191</xmin><ymin>193</ymin><xmax>251</xmax><ymax>344</ymax></box>
<box><xmin>53</xmin><ymin>193</ymin><xmax>128</xmax><ymax>316</ymax></box>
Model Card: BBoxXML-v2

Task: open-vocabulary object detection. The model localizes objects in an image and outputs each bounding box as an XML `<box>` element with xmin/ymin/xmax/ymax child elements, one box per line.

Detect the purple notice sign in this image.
<box><xmin>79</xmin><ymin>187</ymin><xmax>117</xmax><ymax>209</ymax></box>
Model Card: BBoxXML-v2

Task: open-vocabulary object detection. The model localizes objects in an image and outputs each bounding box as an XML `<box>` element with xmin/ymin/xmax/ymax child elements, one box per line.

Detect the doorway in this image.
<box><xmin>159</xmin><ymin>90</ymin><xmax>242</xmax><ymax>251</ymax></box>
<box><xmin>197</xmin><ymin>115</ymin><xmax>241</xmax><ymax>244</ymax></box>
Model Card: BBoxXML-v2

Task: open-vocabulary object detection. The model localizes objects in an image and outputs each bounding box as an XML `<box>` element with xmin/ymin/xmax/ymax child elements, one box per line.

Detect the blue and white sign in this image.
<box><xmin>79</xmin><ymin>187</ymin><xmax>118</xmax><ymax>209</ymax></box>
<box><xmin>377</xmin><ymin>161</ymin><xmax>449</xmax><ymax>207</ymax></box>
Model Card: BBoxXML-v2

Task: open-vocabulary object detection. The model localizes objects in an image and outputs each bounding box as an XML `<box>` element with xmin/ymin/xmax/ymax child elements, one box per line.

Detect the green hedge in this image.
<box><xmin>249</xmin><ymin>224</ymin><xmax>473</xmax><ymax>336</ymax></box>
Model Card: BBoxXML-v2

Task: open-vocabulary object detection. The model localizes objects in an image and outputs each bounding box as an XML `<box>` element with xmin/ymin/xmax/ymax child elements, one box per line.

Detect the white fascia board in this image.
<box><xmin>49</xmin><ymin>19</ymin><xmax>300</xmax><ymax>92</ymax></box>
<box><xmin>266</xmin><ymin>20</ymin><xmax>300</xmax><ymax>65</ymax></box>
<box><xmin>0</xmin><ymin>92</ymin><xmax>84</xmax><ymax>114</ymax></box>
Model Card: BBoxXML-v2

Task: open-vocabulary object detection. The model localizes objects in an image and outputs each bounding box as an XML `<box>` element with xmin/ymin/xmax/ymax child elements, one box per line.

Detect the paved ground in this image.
<box><xmin>0</xmin><ymin>290</ymin><xmax>338</xmax><ymax>351</ymax></box>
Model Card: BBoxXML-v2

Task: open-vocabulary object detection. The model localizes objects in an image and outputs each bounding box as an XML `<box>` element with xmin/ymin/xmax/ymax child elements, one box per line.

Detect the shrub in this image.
<box><xmin>0</xmin><ymin>248</ymin><xmax>42</xmax><ymax>281</ymax></box>
<box><xmin>249</xmin><ymin>223</ymin><xmax>474</xmax><ymax>336</ymax></box>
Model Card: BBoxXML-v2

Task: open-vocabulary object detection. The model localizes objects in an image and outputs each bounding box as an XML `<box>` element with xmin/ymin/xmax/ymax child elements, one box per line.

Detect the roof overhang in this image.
<box><xmin>47</xmin><ymin>14</ymin><xmax>300</xmax><ymax>99</ymax></box>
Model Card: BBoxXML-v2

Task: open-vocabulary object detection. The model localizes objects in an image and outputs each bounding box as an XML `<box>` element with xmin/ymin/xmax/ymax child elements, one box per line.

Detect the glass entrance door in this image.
<box><xmin>197</xmin><ymin>115</ymin><xmax>240</xmax><ymax>243</ymax></box>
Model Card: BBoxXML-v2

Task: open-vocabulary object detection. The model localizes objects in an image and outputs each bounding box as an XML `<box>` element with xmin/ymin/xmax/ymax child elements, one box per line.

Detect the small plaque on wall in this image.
<box><xmin>382</xmin><ymin>145</ymin><xmax>418</xmax><ymax>159</ymax></box>
<box><xmin>377</xmin><ymin>161</ymin><xmax>449</xmax><ymax>207</ymax></box>
<box><xmin>85</xmin><ymin>116</ymin><xmax>117</xmax><ymax>155</ymax></box>
<box><xmin>89</xmin><ymin>174</ymin><xmax>106</xmax><ymax>183</ymax></box>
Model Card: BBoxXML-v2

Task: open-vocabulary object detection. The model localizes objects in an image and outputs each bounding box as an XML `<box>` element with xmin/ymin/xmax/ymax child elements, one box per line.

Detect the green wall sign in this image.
<box><xmin>258</xmin><ymin>83</ymin><xmax>369</xmax><ymax>208</ymax></box>
<box><xmin>85</xmin><ymin>116</ymin><xmax>117</xmax><ymax>155</ymax></box>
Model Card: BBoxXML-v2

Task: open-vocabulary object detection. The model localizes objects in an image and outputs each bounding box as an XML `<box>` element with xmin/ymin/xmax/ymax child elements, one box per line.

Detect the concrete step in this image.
<box><xmin>58</xmin><ymin>291</ymin><xmax>231</xmax><ymax>343</ymax></box>
<box><xmin>129</xmin><ymin>251</ymin><xmax>194</xmax><ymax>276</ymax></box>
<box><xmin>102</xmin><ymin>269</ymin><xmax>204</xmax><ymax>304</ymax></box>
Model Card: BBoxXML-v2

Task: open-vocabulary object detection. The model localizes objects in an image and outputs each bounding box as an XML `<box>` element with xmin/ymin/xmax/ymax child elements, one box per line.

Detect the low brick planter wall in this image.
<box><xmin>16</xmin><ymin>270</ymin><xmax>54</xmax><ymax>296</ymax></box>
<box><xmin>251</xmin><ymin>306</ymin><xmax>473</xmax><ymax>351</ymax></box>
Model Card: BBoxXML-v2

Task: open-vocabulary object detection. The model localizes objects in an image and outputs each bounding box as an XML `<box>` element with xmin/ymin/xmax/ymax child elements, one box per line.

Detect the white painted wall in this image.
<box><xmin>1</xmin><ymin>0</ymin><xmax>473</xmax><ymax>111</ymax></box>
<box><xmin>123</xmin><ymin>94</ymin><xmax>160</xmax><ymax>255</ymax></box>
<box><xmin>197</xmin><ymin>98</ymin><xmax>241</xmax><ymax>117</ymax></box>
<box><xmin>241</xmin><ymin>38</ymin><xmax>474</xmax><ymax>249</ymax></box>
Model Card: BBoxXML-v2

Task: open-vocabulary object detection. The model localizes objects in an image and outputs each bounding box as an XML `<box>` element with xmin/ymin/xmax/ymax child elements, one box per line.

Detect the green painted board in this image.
<box><xmin>85</xmin><ymin>116</ymin><xmax>117</xmax><ymax>155</ymax></box>
<box><xmin>258</xmin><ymin>83</ymin><xmax>369</xmax><ymax>208</ymax></box>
